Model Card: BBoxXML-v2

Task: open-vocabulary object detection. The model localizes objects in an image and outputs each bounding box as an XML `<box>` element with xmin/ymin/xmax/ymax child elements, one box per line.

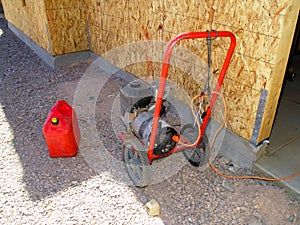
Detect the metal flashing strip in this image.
<box><xmin>251</xmin><ymin>89</ymin><xmax>268</xmax><ymax>145</ymax></box>
<box><xmin>8</xmin><ymin>22</ymin><xmax>90</xmax><ymax>69</ymax></box>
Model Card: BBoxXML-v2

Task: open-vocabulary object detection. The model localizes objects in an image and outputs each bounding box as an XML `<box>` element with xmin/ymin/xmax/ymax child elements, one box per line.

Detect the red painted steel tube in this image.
<box><xmin>147</xmin><ymin>31</ymin><xmax>236</xmax><ymax>163</ymax></box>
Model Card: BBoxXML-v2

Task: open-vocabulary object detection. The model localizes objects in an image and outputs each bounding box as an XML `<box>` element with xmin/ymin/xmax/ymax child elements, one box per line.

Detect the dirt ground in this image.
<box><xmin>0</xmin><ymin>14</ymin><xmax>299</xmax><ymax>225</ymax></box>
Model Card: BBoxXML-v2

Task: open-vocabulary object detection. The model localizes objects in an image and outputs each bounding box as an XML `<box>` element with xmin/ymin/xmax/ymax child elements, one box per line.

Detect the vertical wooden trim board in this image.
<box><xmin>258</xmin><ymin>0</ymin><xmax>300</xmax><ymax>143</ymax></box>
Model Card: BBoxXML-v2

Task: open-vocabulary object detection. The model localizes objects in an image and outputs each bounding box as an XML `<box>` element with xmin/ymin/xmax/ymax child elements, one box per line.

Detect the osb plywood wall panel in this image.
<box><xmin>1</xmin><ymin>0</ymin><xmax>50</xmax><ymax>52</ymax></box>
<box><xmin>88</xmin><ymin>0</ymin><xmax>133</xmax><ymax>55</ymax></box>
<box><xmin>44</xmin><ymin>0</ymin><xmax>89</xmax><ymax>55</ymax></box>
<box><xmin>258</xmin><ymin>0</ymin><xmax>300</xmax><ymax>142</ymax></box>
<box><xmin>2</xmin><ymin>0</ymin><xmax>293</xmax><ymax>142</ymax></box>
<box><xmin>88</xmin><ymin>0</ymin><xmax>293</xmax><ymax>141</ymax></box>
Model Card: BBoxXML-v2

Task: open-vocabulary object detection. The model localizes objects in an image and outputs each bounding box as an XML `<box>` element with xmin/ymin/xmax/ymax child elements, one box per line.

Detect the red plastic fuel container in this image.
<box><xmin>43</xmin><ymin>100</ymin><xmax>80</xmax><ymax>157</ymax></box>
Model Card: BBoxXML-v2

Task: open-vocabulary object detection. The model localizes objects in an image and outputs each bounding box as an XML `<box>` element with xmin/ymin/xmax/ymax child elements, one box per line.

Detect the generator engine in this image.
<box><xmin>120</xmin><ymin>79</ymin><xmax>178</xmax><ymax>155</ymax></box>
<box><xmin>131</xmin><ymin>112</ymin><xmax>177</xmax><ymax>155</ymax></box>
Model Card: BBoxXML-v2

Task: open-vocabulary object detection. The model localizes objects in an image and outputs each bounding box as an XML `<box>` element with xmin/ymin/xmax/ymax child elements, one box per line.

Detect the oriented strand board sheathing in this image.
<box><xmin>163</xmin><ymin>12</ymin><xmax>207</xmax><ymax>34</ymax></box>
<box><xmin>46</xmin><ymin>0</ymin><xmax>89</xmax><ymax>55</ymax></box>
<box><xmin>88</xmin><ymin>0</ymin><xmax>132</xmax><ymax>57</ymax></box>
<box><xmin>45</xmin><ymin>0</ymin><xmax>88</xmax><ymax>10</ymax></box>
<box><xmin>2</xmin><ymin>0</ymin><xmax>90</xmax><ymax>55</ymax></box>
<box><xmin>2</xmin><ymin>0</ymin><xmax>50</xmax><ymax>52</ymax></box>
<box><xmin>213</xmin><ymin>0</ymin><xmax>287</xmax><ymax>37</ymax></box>
<box><xmin>81</xmin><ymin>0</ymin><xmax>294</xmax><ymax>142</ymax></box>
<box><xmin>222</xmin><ymin>79</ymin><xmax>261</xmax><ymax>140</ymax></box>
<box><xmin>214</xmin><ymin>24</ymin><xmax>281</xmax><ymax>65</ymax></box>
<box><xmin>4</xmin><ymin>0</ymin><xmax>294</xmax><ymax>142</ymax></box>
<box><xmin>210</xmin><ymin>48</ymin><xmax>272</xmax><ymax>91</ymax></box>
<box><xmin>89</xmin><ymin>24</ymin><xmax>106</xmax><ymax>56</ymax></box>
<box><xmin>164</xmin><ymin>0</ymin><xmax>215</xmax><ymax>26</ymax></box>
<box><xmin>128</xmin><ymin>0</ymin><xmax>159</xmax><ymax>42</ymax></box>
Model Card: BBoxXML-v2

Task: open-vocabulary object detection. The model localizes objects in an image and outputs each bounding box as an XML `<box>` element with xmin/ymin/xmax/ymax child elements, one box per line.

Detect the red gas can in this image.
<box><xmin>43</xmin><ymin>100</ymin><xmax>80</xmax><ymax>157</ymax></box>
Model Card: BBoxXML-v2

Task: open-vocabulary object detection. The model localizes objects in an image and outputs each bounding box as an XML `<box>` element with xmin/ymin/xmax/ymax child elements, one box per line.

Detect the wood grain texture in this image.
<box><xmin>87</xmin><ymin>0</ymin><xmax>293</xmax><ymax>142</ymax></box>
<box><xmin>3</xmin><ymin>0</ymin><xmax>296</xmax><ymax>142</ymax></box>
<box><xmin>46</xmin><ymin>6</ymin><xmax>89</xmax><ymax>55</ymax></box>
<box><xmin>2</xmin><ymin>0</ymin><xmax>50</xmax><ymax>52</ymax></box>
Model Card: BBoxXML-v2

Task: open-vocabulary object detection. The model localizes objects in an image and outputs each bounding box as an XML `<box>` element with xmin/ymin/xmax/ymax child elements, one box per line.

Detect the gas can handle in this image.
<box><xmin>53</xmin><ymin>100</ymin><xmax>72</xmax><ymax>113</ymax></box>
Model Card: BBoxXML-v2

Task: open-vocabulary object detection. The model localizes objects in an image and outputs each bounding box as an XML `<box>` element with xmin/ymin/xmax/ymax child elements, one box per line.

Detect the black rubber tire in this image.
<box><xmin>181</xmin><ymin>123</ymin><xmax>210</xmax><ymax>167</ymax></box>
<box><xmin>123</xmin><ymin>137</ymin><xmax>152</xmax><ymax>187</ymax></box>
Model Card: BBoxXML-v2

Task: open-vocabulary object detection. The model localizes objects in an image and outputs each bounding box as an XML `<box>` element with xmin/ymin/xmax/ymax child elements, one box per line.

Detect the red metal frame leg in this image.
<box><xmin>147</xmin><ymin>31</ymin><xmax>236</xmax><ymax>163</ymax></box>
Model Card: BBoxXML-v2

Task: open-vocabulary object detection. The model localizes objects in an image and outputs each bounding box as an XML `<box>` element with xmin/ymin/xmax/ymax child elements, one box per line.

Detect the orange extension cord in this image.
<box><xmin>180</xmin><ymin>91</ymin><xmax>300</xmax><ymax>181</ymax></box>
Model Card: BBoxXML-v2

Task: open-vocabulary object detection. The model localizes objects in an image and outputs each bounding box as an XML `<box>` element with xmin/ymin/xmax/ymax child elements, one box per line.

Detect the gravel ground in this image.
<box><xmin>0</xmin><ymin>13</ymin><xmax>299</xmax><ymax>225</ymax></box>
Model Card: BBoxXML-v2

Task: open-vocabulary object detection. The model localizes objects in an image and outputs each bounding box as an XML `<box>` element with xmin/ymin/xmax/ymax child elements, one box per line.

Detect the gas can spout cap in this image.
<box><xmin>51</xmin><ymin>117</ymin><xmax>59</xmax><ymax>125</ymax></box>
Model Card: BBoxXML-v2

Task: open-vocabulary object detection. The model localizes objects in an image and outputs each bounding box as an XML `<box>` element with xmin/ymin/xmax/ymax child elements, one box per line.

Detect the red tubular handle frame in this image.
<box><xmin>147</xmin><ymin>31</ymin><xmax>236</xmax><ymax>163</ymax></box>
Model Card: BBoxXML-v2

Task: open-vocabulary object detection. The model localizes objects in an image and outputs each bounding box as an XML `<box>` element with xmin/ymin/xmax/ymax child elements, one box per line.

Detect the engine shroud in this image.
<box><xmin>131</xmin><ymin>112</ymin><xmax>177</xmax><ymax>155</ymax></box>
<box><xmin>120</xmin><ymin>80</ymin><xmax>152</xmax><ymax>117</ymax></box>
<box><xmin>120</xmin><ymin>79</ymin><xmax>177</xmax><ymax>155</ymax></box>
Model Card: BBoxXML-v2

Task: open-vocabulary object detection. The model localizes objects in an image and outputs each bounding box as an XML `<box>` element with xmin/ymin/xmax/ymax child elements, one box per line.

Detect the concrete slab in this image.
<box><xmin>268</xmin><ymin>99</ymin><xmax>300</xmax><ymax>153</ymax></box>
<box><xmin>255</xmin><ymin>55</ymin><xmax>300</xmax><ymax>199</ymax></box>
<box><xmin>284</xmin><ymin>73</ymin><xmax>300</xmax><ymax>104</ymax></box>
<box><xmin>284</xmin><ymin>55</ymin><xmax>300</xmax><ymax>104</ymax></box>
<box><xmin>255</xmin><ymin>138</ymin><xmax>300</xmax><ymax>199</ymax></box>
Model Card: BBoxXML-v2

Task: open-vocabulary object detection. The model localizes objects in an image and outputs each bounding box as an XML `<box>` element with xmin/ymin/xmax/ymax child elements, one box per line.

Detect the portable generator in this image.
<box><xmin>118</xmin><ymin>31</ymin><xmax>236</xmax><ymax>187</ymax></box>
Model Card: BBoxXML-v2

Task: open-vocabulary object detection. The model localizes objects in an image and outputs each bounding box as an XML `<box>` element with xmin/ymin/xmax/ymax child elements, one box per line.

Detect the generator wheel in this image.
<box><xmin>123</xmin><ymin>137</ymin><xmax>152</xmax><ymax>187</ymax></box>
<box><xmin>181</xmin><ymin>123</ymin><xmax>210</xmax><ymax>167</ymax></box>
